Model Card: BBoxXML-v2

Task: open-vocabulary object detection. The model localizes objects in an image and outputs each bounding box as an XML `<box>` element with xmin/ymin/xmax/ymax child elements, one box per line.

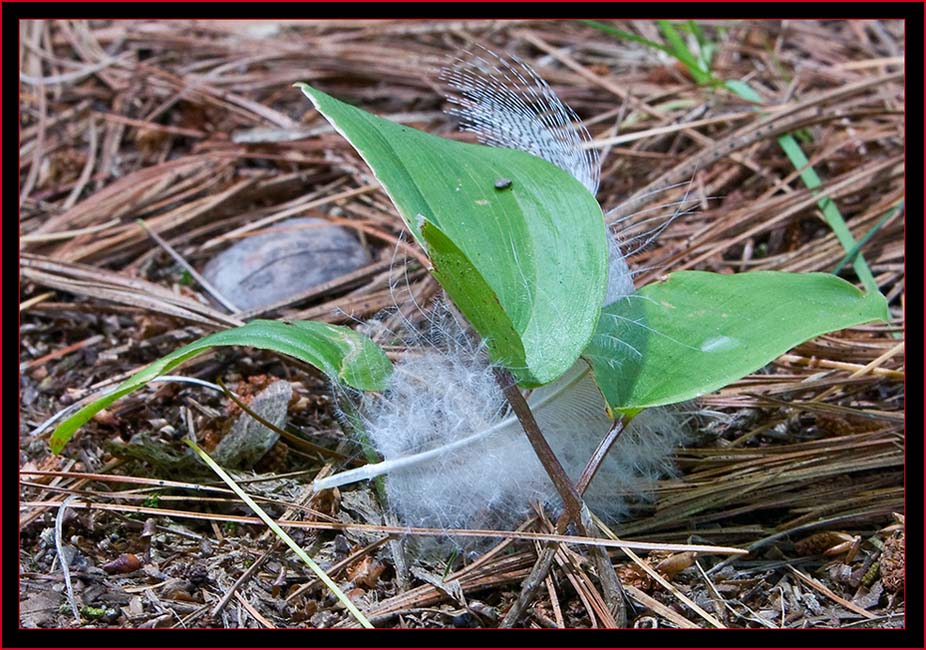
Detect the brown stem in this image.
<box><xmin>494</xmin><ymin>366</ymin><xmax>629</xmax><ymax>627</ymax></box>
<box><xmin>501</xmin><ymin>417</ymin><xmax>628</xmax><ymax>628</ymax></box>
<box><xmin>577</xmin><ymin>418</ymin><xmax>626</xmax><ymax>494</ymax></box>
<box><xmin>492</xmin><ymin>367</ymin><xmax>585</xmax><ymax>525</ymax></box>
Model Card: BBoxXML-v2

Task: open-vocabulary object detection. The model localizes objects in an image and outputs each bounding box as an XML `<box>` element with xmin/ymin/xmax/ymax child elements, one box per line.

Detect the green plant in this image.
<box><xmin>292</xmin><ymin>82</ymin><xmax>885</xmax><ymax>417</ymax></box>
<box><xmin>51</xmin><ymin>51</ymin><xmax>887</xmax><ymax>517</ymax></box>
<box><xmin>50</xmin><ymin>319</ymin><xmax>391</xmax><ymax>453</ymax></box>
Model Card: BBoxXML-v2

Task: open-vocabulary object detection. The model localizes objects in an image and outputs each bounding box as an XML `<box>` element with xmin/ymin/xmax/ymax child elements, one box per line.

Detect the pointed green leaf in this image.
<box><xmin>296</xmin><ymin>83</ymin><xmax>607</xmax><ymax>386</ymax></box>
<box><xmin>584</xmin><ymin>271</ymin><xmax>890</xmax><ymax>413</ymax></box>
<box><xmin>50</xmin><ymin>320</ymin><xmax>392</xmax><ymax>453</ymax></box>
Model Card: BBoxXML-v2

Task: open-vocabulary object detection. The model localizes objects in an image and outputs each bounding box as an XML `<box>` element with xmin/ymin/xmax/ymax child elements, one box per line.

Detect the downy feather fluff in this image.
<box><xmin>331</xmin><ymin>310</ymin><xmax>684</xmax><ymax>533</ymax></box>
<box><xmin>316</xmin><ymin>49</ymin><xmax>686</xmax><ymax>535</ymax></box>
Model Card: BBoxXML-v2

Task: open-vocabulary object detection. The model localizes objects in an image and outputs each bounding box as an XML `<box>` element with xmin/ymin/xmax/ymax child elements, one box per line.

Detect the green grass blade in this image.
<box><xmin>593</xmin><ymin>21</ymin><xmax>884</xmax><ymax>297</ymax></box>
<box><xmin>581</xmin><ymin>20</ymin><xmax>676</xmax><ymax>58</ymax></box>
<box><xmin>656</xmin><ymin>20</ymin><xmax>714</xmax><ymax>85</ymax></box>
<box><xmin>686</xmin><ymin>20</ymin><xmax>715</xmax><ymax>70</ymax></box>
<box><xmin>776</xmin><ymin>134</ymin><xmax>879</xmax><ymax>294</ymax></box>
<box><xmin>833</xmin><ymin>200</ymin><xmax>902</xmax><ymax>275</ymax></box>
<box><xmin>723</xmin><ymin>79</ymin><xmax>763</xmax><ymax>103</ymax></box>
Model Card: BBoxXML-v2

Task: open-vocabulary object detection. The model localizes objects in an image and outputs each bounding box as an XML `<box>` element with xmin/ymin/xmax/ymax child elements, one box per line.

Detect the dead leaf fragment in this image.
<box><xmin>655</xmin><ymin>551</ymin><xmax>695</xmax><ymax>578</ymax></box>
<box><xmin>795</xmin><ymin>531</ymin><xmax>848</xmax><ymax>556</ymax></box>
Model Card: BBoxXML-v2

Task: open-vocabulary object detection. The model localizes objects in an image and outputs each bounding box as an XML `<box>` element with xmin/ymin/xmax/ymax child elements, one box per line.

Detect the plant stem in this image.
<box><xmin>313</xmin><ymin>364</ymin><xmax>592</xmax><ymax>492</ymax></box>
<box><xmin>492</xmin><ymin>367</ymin><xmax>585</xmax><ymax>524</ymax></box>
<box><xmin>500</xmin><ymin>417</ymin><xmax>629</xmax><ymax>628</ymax></box>
<box><xmin>494</xmin><ymin>366</ymin><xmax>628</xmax><ymax>627</ymax></box>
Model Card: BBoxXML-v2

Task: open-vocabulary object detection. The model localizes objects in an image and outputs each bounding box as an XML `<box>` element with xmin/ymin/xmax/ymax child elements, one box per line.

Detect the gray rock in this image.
<box><xmin>213</xmin><ymin>380</ymin><xmax>291</xmax><ymax>469</ymax></box>
<box><xmin>203</xmin><ymin>217</ymin><xmax>370</xmax><ymax>311</ymax></box>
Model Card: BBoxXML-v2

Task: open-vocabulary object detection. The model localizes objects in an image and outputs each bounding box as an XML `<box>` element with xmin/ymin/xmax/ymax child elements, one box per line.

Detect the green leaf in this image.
<box><xmin>296</xmin><ymin>83</ymin><xmax>607</xmax><ymax>386</ymax></box>
<box><xmin>420</xmin><ymin>220</ymin><xmax>525</xmax><ymax>368</ymax></box>
<box><xmin>686</xmin><ymin>20</ymin><xmax>712</xmax><ymax>62</ymax></box>
<box><xmin>584</xmin><ymin>271</ymin><xmax>890</xmax><ymax>413</ymax></box>
<box><xmin>50</xmin><ymin>320</ymin><xmax>392</xmax><ymax>453</ymax></box>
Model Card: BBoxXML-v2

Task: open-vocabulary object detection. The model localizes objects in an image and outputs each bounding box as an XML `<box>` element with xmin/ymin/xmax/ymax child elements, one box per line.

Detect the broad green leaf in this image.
<box><xmin>295</xmin><ymin>83</ymin><xmax>607</xmax><ymax>386</ymax></box>
<box><xmin>420</xmin><ymin>220</ymin><xmax>525</xmax><ymax>367</ymax></box>
<box><xmin>50</xmin><ymin>320</ymin><xmax>392</xmax><ymax>453</ymax></box>
<box><xmin>583</xmin><ymin>271</ymin><xmax>890</xmax><ymax>413</ymax></box>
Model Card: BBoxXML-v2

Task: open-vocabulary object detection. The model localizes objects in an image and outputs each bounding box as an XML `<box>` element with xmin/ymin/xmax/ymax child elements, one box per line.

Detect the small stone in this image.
<box><xmin>202</xmin><ymin>217</ymin><xmax>370</xmax><ymax>311</ymax></box>
<box><xmin>333</xmin><ymin>534</ymin><xmax>351</xmax><ymax>556</ymax></box>
<box><xmin>494</xmin><ymin>177</ymin><xmax>512</xmax><ymax>190</ymax></box>
<box><xmin>213</xmin><ymin>380</ymin><xmax>291</xmax><ymax>469</ymax></box>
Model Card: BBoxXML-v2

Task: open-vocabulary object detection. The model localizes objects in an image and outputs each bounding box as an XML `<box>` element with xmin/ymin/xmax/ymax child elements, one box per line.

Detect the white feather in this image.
<box><xmin>321</xmin><ymin>310</ymin><xmax>684</xmax><ymax>533</ymax></box>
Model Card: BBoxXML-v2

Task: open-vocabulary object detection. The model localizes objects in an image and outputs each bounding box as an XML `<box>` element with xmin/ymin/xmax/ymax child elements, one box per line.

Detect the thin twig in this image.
<box><xmin>25</xmin><ymin>498</ymin><xmax>747</xmax><ymax>555</ymax></box>
<box><xmin>234</xmin><ymin>591</ymin><xmax>277</xmax><ymax>628</ymax></box>
<box><xmin>501</xmin><ymin>419</ymin><xmax>628</xmax><ymax>627</ymax></box>
<box><xmin>790</xmin><ymin>567</ymin><xmax>879</xmax><ymax>620</ymax></box>
<box><xmin>212</xmin><ymin>540</ymin><xmax>282</xmax><ymax>617</ymax></box>
<box><xmin>214</xmin><ymin>378</ymin><xmax>354</xmax><ymax>463</ymax></box>
<box><xmin>62</xmin><ymin>118</ymin><xmax>98</xmax><ymax>210</ymax></box>
<box><xmin>621</xmin><ymin>545</ymin><xmax>724</xmax><ymax>628</ymax></box>
<box><xmin>183</xmin><ymin>439</ymin><xmax>375</xmax><ymax>628</ymax></box>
